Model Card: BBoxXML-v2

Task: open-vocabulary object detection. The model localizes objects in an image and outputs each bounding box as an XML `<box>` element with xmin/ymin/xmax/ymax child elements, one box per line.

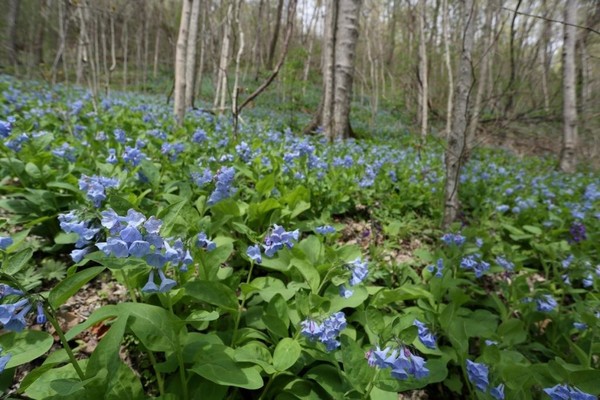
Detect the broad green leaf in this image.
<box><xmin>189</xmin><ymin>344</ymin><xmax>263</xmax><ymax>389</ymax></box>
<box><xmin>2</xmin><ymin>247</ymin><xmax>33</xmax><ymax>275</ymax></box>
<box><xmin>291</xmin><ymin>258</ymin><xmax>320</xmax><ymax>292</ymax></box>
<box><xmin>185</xmin><ymin>280</ymin><xmax>239</xmax><ymax>312</ymax></box>
<box><xmin>273</xmin><ymin>338</ymin><xmax>301</xmax><ymax>371</ymax></box>
<box><xmin>49</xmin><ymin>266</ymin><xmax>106</xmax><ymax>308</ymax></box>
<box><xmin>0</xmin><ymin>330</ymin><xmax>53</xmax><ymax>369</ymax></box>
<box><xmin>158</xmin><ymin>198</ymin><xmax>187</xmax><ymax>236</ymax></box>
<box><xmin>24</xmin><ymin>360</ymin><xmax>89</xmax><ymax>399</ymax></box>
<box><xmin>117</xmin><ymin>303</ymin><xmax>181</xmax><ymax>352</ymax></box>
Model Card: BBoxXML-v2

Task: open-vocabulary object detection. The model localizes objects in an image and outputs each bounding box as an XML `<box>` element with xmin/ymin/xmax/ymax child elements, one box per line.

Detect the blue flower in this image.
<box><xmin>367</xmin><ymin>346</ymin><xmax>397</xmax><ymax>368</ymax></box>
<box><xmin>536</xmin><ymin>295</ymin><xmax>558</xmax><ymax>312</ymax></box>
<box><xmin>207</xmin><ymin>166</ymin><xmax>236</xmax><ymax>205</ymax></box>
<box><xmin>347</xmin><ymin>258</ymin><xmax>368</xmax><ymax>286</ymax></box>
<box><xmin>263</xmin><ymin>225</ymin><xmax>299</xmax><ymax>257</ymax></box>
<box><xmin>0</xmin><ymin>236</ymin><xmax>13</xmax><ymax>250</ymax></box>
<box><xmin>246</xmin><ymin>245</ymin><xmax>262</xmax><ymax>263</ymax></box>
<box><xmin>197</xmin><ymin>232</ymin><xmax>216</xmax><ymax>251</ymax></box>
<box><xmin>460</xmin><ymin>254</ymin><xmax>490</xmax><ymax>278</ymax></box>
<box><xmin>390</xmin><ymin>347</ymin><xmax>429</xmax><ymax>380</ymax></box>
<box><xmin>192</xmin><ymin>128</ymin><xmax>207</xmax><ymax>143</ymax></box>
<box><xmin>427</xmin><ymin>258</ymin><xmax>444</xmax><ymax>278</ymax></box>
<box><xmin>106</xmin><ymin>148</ymin><xmax>117</xmax><ymax>164</ymax></box>
<box><xmin>339</xmin><ymin>285</ymin><xmax>353</xmax><ymax>298</ymax></box>
<box><xmin>466</xmin><ymin>359</ymin><xmax>489</xmax><ymax>392</ymax></box>
<box><xmin>0</xmin><ymin>347</ymin><xmax>11</xmax><ymax>373</ymax></box>
<box><xmin>123</xmin><ymin>146</ymin><xmax>146</xmax><ymax>166</ymax></box>
<box><xmin>0</xmin><ymin>120</ymin><xmax>12</xmax><ymax>138</ymax></box>
<box><xmin>414</xmin><ymin>319</ymin><xmax>437</xmax><ymax>349</ymax></box>
<box><xmin>300</xmin><ymin>312</ymin><xmax>346</xmax><ymax>351</ymax></box>
<box><xmin>192</xmin><ymin>168</ymin><xmax>213</xmax><ymax>188</ymax></box>
<box><xmin>573</xmin><ymin>322</ymin><xmax>587</xmax><ymax>331</ymax></box>
<box><xmin>543</xmin><ymin>384</ymin><xmax>595</xmax><ymax>400</ymax></box>
<box><xmin>490</xmin><ymin>383</ymin><xmax>505</xmax><ymax>400</ymax></box>
<box><xmin>495</xmin><ymin>255</ymin><xmax>515</xmax><ymax>271</ymax></box>
<box><xmin>441</xmin><ymin>233</ymin><xmax>466</xmax><ymax>246</ymax></box>
<box><xmin>315</xmin><ymin>225</ymin><xmax>336</xmax><ymax>235</ymax></box>
<box><xmin>0</xmin><ymin>284</ymin><xmax>23</xmax><ymax>299</ymax></box>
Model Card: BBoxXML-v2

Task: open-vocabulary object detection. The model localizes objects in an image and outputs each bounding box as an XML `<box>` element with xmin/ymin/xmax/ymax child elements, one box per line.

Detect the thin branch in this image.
<box><xmin>500</xmin><ymin>6</ymin><xmax>600</xmax><ymax>36</ymax></box>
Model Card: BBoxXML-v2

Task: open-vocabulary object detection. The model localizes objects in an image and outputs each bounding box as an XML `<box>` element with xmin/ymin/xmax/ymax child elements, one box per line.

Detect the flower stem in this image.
<box><xmin>362</xmin><ymin>369</ymin><xmax>379</xmax><ymax>400</ymax></box>
<box><xmin>46</xmin><ymin>307</ymin><xmax>86</xmax><ymax>381</ymax></box>
<box><xmin>165</xmin><ymin>294</ymin><xmax>189</xmax><ymax>400</ymax></box>
<box><xmin>231</xmin><ymin>261</ymin><xmax>255</xmax><ymax>347</ymax></box>
<box><xmin>145</xmin><ymin>347</ymin><xmax>165</xmax><ymax>396</ymax></box>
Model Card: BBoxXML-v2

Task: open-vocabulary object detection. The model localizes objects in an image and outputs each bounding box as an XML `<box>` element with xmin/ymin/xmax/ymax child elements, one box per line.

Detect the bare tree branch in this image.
<box><xmin>500</xmin><ymin>6</ymin><xmax>600</xmax><ymax>36</ymax></box>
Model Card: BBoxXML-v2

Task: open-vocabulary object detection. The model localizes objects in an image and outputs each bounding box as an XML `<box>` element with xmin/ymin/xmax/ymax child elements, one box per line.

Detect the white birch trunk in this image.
<box><xmin>559</xmin><ymin>0</ymin><xmax>578</xmax><ymax>173</ymax></box>
<box><xmin>185</xmin><ymin>0</ymin><xmax>201</xmax><ymax>109</ymax></box>
<box><xmin>442</xmin><ymin>0</ymin><xmax>453</xmax><ymax>138</ymax></box>
<box><xmin>332</xmin><ymin>0</ymin><xmax>361</xmax><ymax>140</ymax></box>
<box><xmin>174</xmin><ymin>0</ymin><xmax>192</xmax><ymax>124</ymax></box>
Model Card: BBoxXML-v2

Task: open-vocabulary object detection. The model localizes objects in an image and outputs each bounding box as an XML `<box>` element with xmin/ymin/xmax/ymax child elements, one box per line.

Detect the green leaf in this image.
<box><xmin>256</xmin><ymin>174</ymin><xmax>275</xmax><ymax>196</ymax></box>
<box><xmin>291</xmin><ymin>258</ymin><xmax>320</xmax><ymax>292</ymax></box>
<box><xmin>0</xmin><ymin>330</ymin><xmax>54</xmax><ymax>369</ymax></box>
<box><xmin>497</xmin><ymin>319</ymin><xmax>527</xmax><ymax>346</ymax></box>
<box><xmin>273</xmin><ymin>338</ymin><xmax>301</xmax><ymax>372</ymax></box>
<box><xmin>2</xmin><ymin>247</ymin><xmax>33</xmax><ymax>275</ymax></box>
<box><xmin>189</xmin><ymin>344</ymin><xmax>264</xmax><ymax>389</ymax></box>
<box><xmin>185</xmin><ymin>280</ymin><xmax>239</xmax><ymax>313</ymax></box>
<box><xmin>49</xmin><ymin>266</ymin><xmax>106</xmax><ymax>308</ymax></box>
<box><xmin>305</xmin><ymin>364</ymin><xmax>350</xmax><ymax>397</ymax></box>
<box><xmin>569</xmin><ymin>369</ymin><xmax>600</xmax><ymax>394</ymax></box>
<box><xmin>158</xmin><ymin>199</ymin><xmax>187</xmax><ymax>236</ymax></box>
<box><xmin>116</xmin><ymin>303</ymin><xmax>181</xmax><ymax>352</ymax></box>
<box><xmin>522</xmin><ymin>225</ymin><xmax>542</xmax><ymax>236</ymax></box>
<box><xmin>24</xmin><ymin>360</ymin><xmax>89</xmax><ymax>399</ymax></box>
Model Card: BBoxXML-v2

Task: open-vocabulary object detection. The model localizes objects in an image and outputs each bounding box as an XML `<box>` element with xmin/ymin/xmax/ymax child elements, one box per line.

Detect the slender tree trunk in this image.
<box><xmin>559</xmin><ymin>0</ymin><xmax>578</xmax><ymax>173</ymax></box>
<box><xmin>214</xmin><ymin>3</ymin><xmax>233</xmax><ymax>111</ymax></box>
<box><xmin>252</xmin><ymin>0</ymin><xmax>265</xmax><ymax>79</ymax></box>
<box><xmin>417</xmin><ymin>0</ymin><xmax>428</xmax><ymax>138</ymax></box>
<box><xmin>174</xmin><ymin>0</ymin><xmax>193</xmax><ymax>123</ymax></box>
<box><xmin>51</xmin><ymin>0</ymin><xmax>68</xmax><ymax>84</ymax></box>
<box><xmin>266</xmin><ymin>0</ymin><xmax>285</xmax><ymax>70</ymax></box>
<box><xmin>6</xmin><ymin>0</ymin><xmax>20</xmax><ymax>68</ymax></box>
<box><xmin>442</xmin><ymin>0</ymin><xmax>453</xmax><ymax>138</ymax></box>
<box><xmin>195</xmin><ymin>1</ymin><xmax>208</xmax><ymax>101</ymax></box>
<box><xmin>232</xmin><ymin>0</ymin><xmax>245</xmax><ymax>134</ymax></box>
<box><xmin>466</xmin><ymin>0</ymin><xmax>494</xmax><ymax>151</ymax></box>
<box><xmin>540</xmin><ymin>18</ymin><xmax>551</xmax><ymax>114</ymax></box>
<box><xmin>442</xmin><ymin>0</ymin><xmax>475</xmax><ymax>228</ymax></box>
<box><xmin>185</xmin><ymin>0</ymin><xmax>201</xmax><ymax>109</ymax></box>
<box><xmin>143</xmin><ymin>6</ymin><xmax>150</xmax><ymax>91</ymax></box>
<box><xmin>34</xmin><ymin>0</ymin><xmax>49</xmax><ymax>67</ymax></box>
<box><xmin>123</xmin><ymin>15</ymin><xmax>129</xmax><ymax>90</ymax></box>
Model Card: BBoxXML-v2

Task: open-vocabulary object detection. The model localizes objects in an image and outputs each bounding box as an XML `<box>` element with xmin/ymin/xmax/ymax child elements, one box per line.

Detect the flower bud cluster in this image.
<box><xmin>367</xmin><ymin>345</ymin><xmax>429</xmax><ymax>380</ymax></box>
<box><xmin>300</xmin><ymin>312</ymin><xmax>346</xmax><ymax>351</ymax></box>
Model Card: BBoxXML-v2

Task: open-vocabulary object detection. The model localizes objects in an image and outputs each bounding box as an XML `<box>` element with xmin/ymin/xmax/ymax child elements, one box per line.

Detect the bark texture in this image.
<box><xmin>307</xmin><ymin>0</ymin><xmax>362</xmax><ymax>141</ymax></box>
<box><xmin>174</xmin><ymin>0</ymin><xmax>193</xmax><ymax>124</ymax></box>
<box><xmin>184</xmin><ymin>0</ymin><xmax>201</xmax><ymax>109</ymax></box>
<box><xmin>559</xmin><ymin>0</ymin><xmax>578</xmax><ymax>173</ymax></box>
<box><xmin>442</xmin><ymin>0</ymin><xmax>475</xmax><ymax>229</ymax></box>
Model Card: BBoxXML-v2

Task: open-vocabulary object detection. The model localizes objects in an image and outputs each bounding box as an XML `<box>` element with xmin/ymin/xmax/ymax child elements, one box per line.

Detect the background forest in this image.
<box><xmin>2</xmin><ymin>0</ymin><xmax>599</xmax><ymax>158</ymax></box>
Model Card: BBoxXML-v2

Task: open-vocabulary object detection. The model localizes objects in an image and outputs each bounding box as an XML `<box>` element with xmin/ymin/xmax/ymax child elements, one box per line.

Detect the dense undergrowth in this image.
<box><xmin>0</xmin><ymin>75</ymin><xmax>598</xmax><ymax>400</ymax></box>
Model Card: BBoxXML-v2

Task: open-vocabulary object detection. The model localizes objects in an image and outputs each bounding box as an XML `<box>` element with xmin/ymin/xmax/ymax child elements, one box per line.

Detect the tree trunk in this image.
<box><xmin>442</xmin><ymin>0</ymin><xmax>475</xmax><ymax>229</ymax></box>
<box><xmin>442</xmin><ymin>0</ymin><xmax>453</xmax><ymax>138</ymax></box>
<box><xmin>51</xmin><ymin>0</ymin><xmax>68</xmax><ymax>84</ymax></box>
<box><xmin>417</xmin><ymin>0</ymin><xmax>428</xmax><ymax>139</ymax></box>
<box><xmin>123</xmin><ymin>14</ymin><xmax>129</xmax><ymax>90</ymax></box>
<box><xmin>174</xmin><ymin>0</ymin><xmax>193</xmax><ymax>124</ymax></box>
<box><xmin>214</xmin><ymin>3</ymin><xmax>233</xmax><ymax>111</ymax></box>
<box><xmin>559</xmin><ymin>0</ymin><xmax>578</xmax><ymax>173</ymax></box>
<box><xmin>266</xmin><ymin>0</ymin><xmax>284</xmax><ymax>70</ymax></box>
<box><xmin>6</xmin><ymin>0</ymin><xmax>20</xmax><ymax>68</ymax></box>
<box><xmin>185</xmin><ymin>0</ymin><xmax>201</xmax><ymax>109</ymax></box>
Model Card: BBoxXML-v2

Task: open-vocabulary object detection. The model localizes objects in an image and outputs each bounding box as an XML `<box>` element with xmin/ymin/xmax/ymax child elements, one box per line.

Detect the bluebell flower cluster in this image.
<box><xmin>0</xmin><ymin>119</ymin><xmax>12</xmax><ymax>138</ymax></box>
<box><xmin>0</xmin><ymin>236</ymin><xmax>13</xmax><ymax>250</ymax></box>
<box><xmin>535</xmin><ymin>294</ymin><xmax>558</xmax><ymax>312</ymax></box>
<box><xmin>569</xmin><ymin>221</ymin><xmax>586</xmax><ymax>243</ymax></box>
<box><xmin>460</xmin><ymin>254</ymin><xmax>490</xmax><ymax>278</ymax></box>
<box><xmin>315</xmin><ymin>225</ymin><xmax>336</xmax><ymax>235</ymax></box>
<box><xmin>367</xmin><ymin>345</ymin><xmax>429</xmax><ymax>380</ymax></box>
<box><xmin>113</xmin><ymin>128</ymin><xmax>127</xmax><ymax>144</ymax></box>
<box><xmin>300</xmin><ymin>312</ymin><xmax>346</xmax><ymax>351</ymax></box>
<box><xmin>52</xmin><ymin>143</ymin><xmax>77</xmax><ymax>162</ymax></box>
<box><xmin>0</xmin><ymin>287</ymin><xmax>45</xmax><ymax>333</ymax></box>
<box><xmin>208</xmin><ymin>166</ymin><xmax>236</xmax><ymax>205</ymax></box>
<box><xmin>96</xmin><ymin>209</ymin><xmax>192</xmax><ymax>292</ymax></box>
<box><xmin>413</xmin><ymin>319</ymin><xmax>437</xmax><ymax>349</ymax></box>
<box><xmin>161</xmin><ymin>142</ymin><xmax>185</xmax><ymax>161</ymax></box>
<box><xmin>246</xmin><ymin>245</ymin><xmax>262</xmax><ymax>263</ymax></box>
<box><xmin>466</xmin><ymin>360</ymin><xmax>504</xmax><ymax>399</ymax></box>
<box><xmin>58</xmin><ymin>211</ymin><xmax>101</xmax><ymax>262</ymax></box>
<box><xmin>106</xmin><ymin>148</ymin><xmax>117</xmax><ymax>164</ymax></box>
<box><xmin>339</xmin><ymin>258</ymin><xmax>368</xmax><ymax>298</ymax></box>
<box><xmin>235</xmin><ymin>141</ymin><xmax>253</xmax><ymax>163</ymax></box>
<box><xmin>543</xmin><ymin>384</ymin><xmax>595</xmax><ymax>400</ymax></box>
<box><xmin>192</xmin><ymin>128</ymin><xmax>207</xmax><ymax>143</ymax></box>
<box><xmin>495</xmin><ymin>255</ymin><xmax>515</xmax><ymax>271</ymax></box>
<box><xmin>441</xmin><ymin>233</ymin><xmax>466</xmax><ymax>246</ymax></box>
<box><xmin>5</xmin><ymin>133</ymin><xmax>29</xmax><ymax>152</ymax></box>
<box><xmin>197</xmin><ymin>232</ymin><xmax>216</xmax><ymax>251</ymax></box>
<box><xmin>263</xmin><ymin>225</ymin><xmax>299</xmax><ymax>257</ymax></box>
<box><xmin>78</xmin><ymin>175</ymin><xmax>120</xmax><ymax>207</ymax></box>
<box><xmin>123</xmin><ymin>146</ymin><xmax>147</xmax><ymax>167</ymax></box>
<box><xmin>426</xmin><ymin>258</ymin><xmax>444</xmax><ymax>278</ymax></box>
<box><xmin>191</xmin><ymin>167</ymin><xmax>213</xmax><ymax>188</ymax></box>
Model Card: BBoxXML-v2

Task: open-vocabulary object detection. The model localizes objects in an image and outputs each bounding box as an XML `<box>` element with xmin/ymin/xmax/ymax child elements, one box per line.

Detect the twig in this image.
<box><xmin>500</xmin><ymin>6</ymin><xmax>600</xmax><ymax>36</ymax></box>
